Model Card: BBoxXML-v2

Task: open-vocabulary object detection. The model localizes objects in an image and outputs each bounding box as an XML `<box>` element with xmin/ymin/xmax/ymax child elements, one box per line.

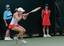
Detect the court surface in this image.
<box><xmin>0</xmin><ymin>36</ymin><xmax>64</xmax><ymax>46</ymax></box>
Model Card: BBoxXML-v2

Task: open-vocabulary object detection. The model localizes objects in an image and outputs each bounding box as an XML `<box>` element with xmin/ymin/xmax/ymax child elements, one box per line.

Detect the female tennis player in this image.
<box><xmin>8</xmin><ymin>6</ymin><xmax>41</xmax><ymax>43</ymax></box>
<box><xmin>8</xmin><ymin>7</ymin><xmax>29</xmax><ymax>43</ymax></box>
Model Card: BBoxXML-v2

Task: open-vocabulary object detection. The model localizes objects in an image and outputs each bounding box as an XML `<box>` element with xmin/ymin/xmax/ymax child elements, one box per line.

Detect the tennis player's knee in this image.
<box><xmin>22</xmin><ymin>28</ymin><xmax>26</xmax><ymax>32</ymax></box>
<box><xmin>20</xmin><ymin>28</ymin><xmax>26</xmax><ymax>33</ymax></box>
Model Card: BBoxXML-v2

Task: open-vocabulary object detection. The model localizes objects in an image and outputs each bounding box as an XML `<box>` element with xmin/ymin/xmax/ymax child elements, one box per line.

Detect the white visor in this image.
<box><xmin>17</xmin><ymin>7</ymin><xmax>25</xmax><ymax>12</ymax></box>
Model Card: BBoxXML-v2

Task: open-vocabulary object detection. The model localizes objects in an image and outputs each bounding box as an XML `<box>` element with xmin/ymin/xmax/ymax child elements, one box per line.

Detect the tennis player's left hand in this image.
<box><xmin>26</xmin><ymin>13</ymin><xmax>29</xmax><ymax>15</ymax></box>
<box><xmin>23</xmin><ymin>13</ymin><xmax>29</xmax><ymax>16</ymax></box>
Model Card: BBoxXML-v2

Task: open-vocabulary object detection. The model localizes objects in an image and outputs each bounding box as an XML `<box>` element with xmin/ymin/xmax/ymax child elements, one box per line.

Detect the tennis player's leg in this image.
<box><xmin>12</xmin><ymin>25</ymin><xmax>27</xmax><ymax>43</ymax></box>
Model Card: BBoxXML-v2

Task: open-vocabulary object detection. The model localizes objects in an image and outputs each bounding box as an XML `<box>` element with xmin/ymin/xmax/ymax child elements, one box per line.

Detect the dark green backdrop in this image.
<box><xmin>0</xmin><ymin>0</ymin><xmax>57</xmax><ymax>39</ymax></box>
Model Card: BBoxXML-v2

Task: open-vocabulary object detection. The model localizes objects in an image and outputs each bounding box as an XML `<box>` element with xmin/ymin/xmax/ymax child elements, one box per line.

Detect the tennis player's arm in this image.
<box><xmin>22</xmin><ymin>13</ymin><xmax>29</xmax><ymax>20</ymax></box>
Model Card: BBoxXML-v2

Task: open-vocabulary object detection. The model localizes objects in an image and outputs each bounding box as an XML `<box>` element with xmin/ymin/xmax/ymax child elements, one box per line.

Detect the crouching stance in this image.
<box><xmin>8</xmin><ymin>7</ymin><xmax>29</xmax><ymax>43</ymax></box>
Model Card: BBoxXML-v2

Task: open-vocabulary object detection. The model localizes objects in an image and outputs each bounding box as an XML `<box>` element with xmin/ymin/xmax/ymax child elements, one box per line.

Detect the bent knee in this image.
<box><xmin>20</xmin><ymin>28</ymin><xmax>26</xmax><ymax>32</ymax></box>
<box><xmin>22</xmin><ymin>28</ymin><xmax>26</xmax><ymax>32</ymax></box>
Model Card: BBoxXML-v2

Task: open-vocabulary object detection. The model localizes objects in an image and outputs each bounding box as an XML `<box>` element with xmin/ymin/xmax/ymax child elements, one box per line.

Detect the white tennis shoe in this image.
<box><xmin>47</xmin><ymin>34</ymin><xmax>51</xmax><ymax>37</ymax></box>
<box><xmin>43</xmin><ymin>34</ymin><xmax>47</xmax><ymax>37</ymax></box>
<box><xmin>21</xmin><ymin>39</ymin><xmax>27</xmax><ymax>43</ymax></box>
<box><xmin>4</xmin><ymin>37</ymin><xmax>13</xmax><ymax>40</ymax></box>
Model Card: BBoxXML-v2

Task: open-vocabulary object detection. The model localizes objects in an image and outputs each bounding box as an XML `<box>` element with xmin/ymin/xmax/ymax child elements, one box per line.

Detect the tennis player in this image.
<box><xmin>8</xmin><ymin>7</ymin><xmax>29</xmax><ymax>43</ymax></box>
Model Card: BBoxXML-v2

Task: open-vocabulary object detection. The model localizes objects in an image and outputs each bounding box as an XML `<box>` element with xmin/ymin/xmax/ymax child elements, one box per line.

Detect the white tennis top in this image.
<box><xmin>10</xmin><ymin>17</ymin><xmax>18</xmax><ymax>25</ymax></box>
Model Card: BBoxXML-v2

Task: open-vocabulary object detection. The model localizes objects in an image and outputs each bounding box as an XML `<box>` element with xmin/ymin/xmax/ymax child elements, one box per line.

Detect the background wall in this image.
<box><xmin>0</xmin><ymin>0</ymin><xmax>55</xmax><ymax>39</ymax></box>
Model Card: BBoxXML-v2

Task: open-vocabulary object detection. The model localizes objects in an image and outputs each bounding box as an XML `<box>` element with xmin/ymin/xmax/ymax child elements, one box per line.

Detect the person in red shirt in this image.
<box><xmin>41</xmin><ymin>4</ymin><xmax>51</xmax><ymax>37</ymax></box>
